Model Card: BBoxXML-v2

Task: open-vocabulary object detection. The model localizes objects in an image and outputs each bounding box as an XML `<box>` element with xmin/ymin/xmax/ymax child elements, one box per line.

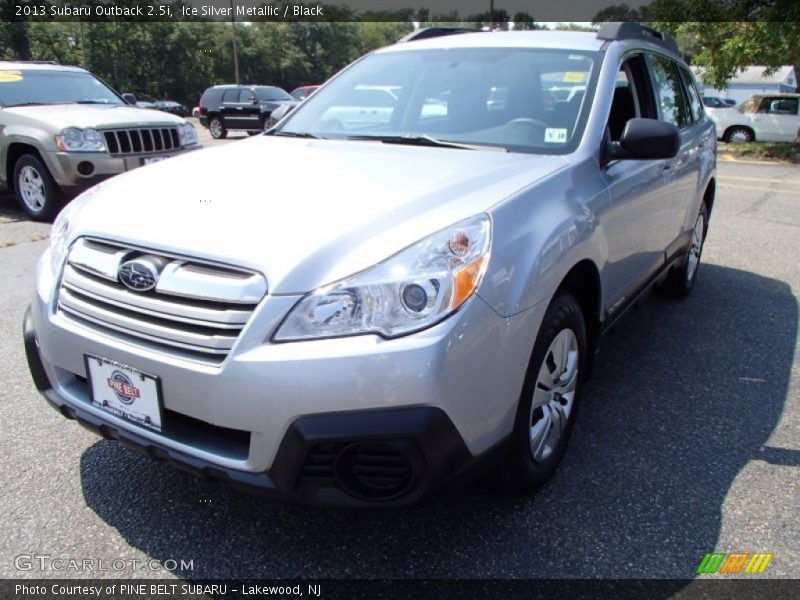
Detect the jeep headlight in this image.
<box><xmin>54</xmin><ymin>128</ymin><xmax>105</xmax><ymax>152</ymax></box>
<box><xmin>178</xmin><ymin>122</ymin><xmax>198</xmax><ymax>146</ymax></box>
<box><xmin>274</xmin><ymin>214</ymin><xmax>491</xmax><ymax>341</ymax></box>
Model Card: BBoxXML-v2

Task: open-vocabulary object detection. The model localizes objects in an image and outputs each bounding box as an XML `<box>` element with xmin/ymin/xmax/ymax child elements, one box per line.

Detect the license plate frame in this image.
<box><xmin>84</xmin><ymin>355</ymin><xmax>164</xmax><ymax>433</ymax></box>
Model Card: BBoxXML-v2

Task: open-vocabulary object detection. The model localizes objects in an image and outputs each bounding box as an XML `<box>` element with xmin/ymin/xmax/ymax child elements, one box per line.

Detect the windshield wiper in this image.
<box><xmin>75</xmin><ymin>100</ymin><xmax>117</xmax><ymax>104</ymax></box>
<box><xmin>269</xmin><ymin>131</ymin><xmax>324</xmax><ymax>139</ymax></box>
<box><xmin>346</xmin><ymin>134</ymin><xmax>506</xmax><ymax>152</ymax></box>
<box><xmin>2</xmin><ymin>102</ymin><xmax>52</xmax><ymax>108</ymax></box>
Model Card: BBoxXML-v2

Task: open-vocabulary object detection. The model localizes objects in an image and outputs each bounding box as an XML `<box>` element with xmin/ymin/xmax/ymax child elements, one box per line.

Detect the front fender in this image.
<box><xmin>479</xmin><ymin>158</ymin><xmax>609</xmax><ymax>317</ymax></box>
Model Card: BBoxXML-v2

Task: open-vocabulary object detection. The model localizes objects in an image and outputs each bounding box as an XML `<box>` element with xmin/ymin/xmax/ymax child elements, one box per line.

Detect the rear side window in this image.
<box><xmin>678</xmin><ymin>66</ymin><xmax>703</xmax><ymax>123</ymax></box>
<box><xmin>649</xmin><ymin>55</ymin><xmax>689</xmax><ymax>128</ymax></box>
<box><xmin>761</xmin><ymin>97</ymin><xmax>799</xmax><ymax>115</ymax></box>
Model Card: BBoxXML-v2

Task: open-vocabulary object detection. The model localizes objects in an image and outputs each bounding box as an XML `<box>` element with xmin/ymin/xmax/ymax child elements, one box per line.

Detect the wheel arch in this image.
<box><xmin>723</xmin><ymin>125</ymin><xmax>755</xmax><ymax>143</ymax></box>
<box><xmin>6</xmin><ymin>142</ymin><xmax>44</xmax><ymax>192</ymax></box>
<box><xmin>703</xmin><ymin>177</ymin><xmax>716</xmax><ymax>219</ymax></box>
<box><xmin>554</xmin><ymin>259</ymin><xmax>602</xmax><ymax>378</ymax></box>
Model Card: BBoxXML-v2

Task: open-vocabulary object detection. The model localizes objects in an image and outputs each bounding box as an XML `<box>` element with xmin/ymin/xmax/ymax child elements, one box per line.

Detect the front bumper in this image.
<box><xmin>25</xmin><ymin>307</ymin><xmax>512</xmax><ymax>507</ymax></box>
<box><xmin>44</xmin><ymin>145</ymin><xmax>201</xmax><ymax>193</ymax></box>
<box><xmin>25</xmin><ymin>251</ymin><xmax>546</xmax><ymax>506</ymax></box>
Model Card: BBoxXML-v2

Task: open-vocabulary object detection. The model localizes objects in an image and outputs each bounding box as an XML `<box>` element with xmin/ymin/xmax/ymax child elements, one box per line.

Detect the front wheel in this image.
<box><xmin>209</xmin><ymin>116</ymin><xmax>227</xmax><ymax>139</ymax></box>
<box><xmin>503</xmin><ymin>292</ymin><xmax>587</xmax><ymax>493</ymax></box>
<box><xmin>13</xmin><ymin>154</ymin><xmax>62</xmax><ymax>221</ymax></box>
<box><xmin>659</xmin><ymin>202</ymin><xmax>708</xmax><ymax>299</ymax></box>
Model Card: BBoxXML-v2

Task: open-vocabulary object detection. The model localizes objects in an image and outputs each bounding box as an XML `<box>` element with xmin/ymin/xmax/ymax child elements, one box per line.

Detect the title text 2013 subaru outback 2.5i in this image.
<box><xmin>24</xmin><ymin>24</ymin><xmax>715</xmax><ymax>507</ymax></box>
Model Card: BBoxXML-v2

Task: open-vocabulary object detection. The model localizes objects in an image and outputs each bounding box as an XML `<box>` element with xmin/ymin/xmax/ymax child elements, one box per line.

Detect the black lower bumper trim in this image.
<box><xmin>24</xmin><ymin>306</ymin><xmax>501</xmax><ymax>507</ymax></box>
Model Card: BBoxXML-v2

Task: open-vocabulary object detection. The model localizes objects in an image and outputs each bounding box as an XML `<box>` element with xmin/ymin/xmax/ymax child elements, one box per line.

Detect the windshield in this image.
<box><xmin>0</xmin><ymin>69</ymin><xmax>123</xmax><ymax>107</ymax></box>
<box><xmin>256</xmin><ymin>87</ymin><xmax>292</xmax><ymax>101</ymax></box>
<box><xmin>277</xmin><ymin>47</ymin><xmax>599</xmax><ymax>154</ymax></box>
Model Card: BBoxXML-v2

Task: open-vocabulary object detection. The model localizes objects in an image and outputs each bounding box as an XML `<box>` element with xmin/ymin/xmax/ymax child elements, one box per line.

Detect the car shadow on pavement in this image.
<box><xmin>79</xmin><ymin>263</ymin><xmax>797</xmax><ymax>580</ymax></box>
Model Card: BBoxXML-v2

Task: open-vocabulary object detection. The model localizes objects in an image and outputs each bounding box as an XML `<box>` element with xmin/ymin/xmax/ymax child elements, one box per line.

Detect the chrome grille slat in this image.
<box><xmin>103</xmin><ymin>127</ymin><xmax>180</xmax><ymax>156</ymax></box>
<box><xmin>59</xmin><ymin>288</ymin><xmax>238</xmax><ymax>351</ymax></box>
<box><xmin>62</xmin><ymin>265</ymin><xmax>252</xmax><ymax>327</ymax></box>
<box><xmin>58</xmin><ymin>239</ymin><xmax>267</xmax><ymax>363</ymax></box>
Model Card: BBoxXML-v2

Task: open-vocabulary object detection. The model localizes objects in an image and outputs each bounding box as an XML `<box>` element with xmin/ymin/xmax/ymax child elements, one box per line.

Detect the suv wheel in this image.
<box><xmin>660</xmin><ymin>202</ymin><xmax>708</xmax><ymax>299</ymax></box>
<box><xmin>724</xmin><ymin>126</ymin><xmax>754</xmax><ymax>143</ymax></box>
<box><xmin>14</xmin><ymin>154</ymin><xmax>62</xmax><ymax>221</ymax></box>
<box><xmin>504</xmin><ymin>292</ymin><xmax>586</xmax><ymax>492</ymax></box>
<box><xmin>209</xmin><ymin>116</ymin><xmax>227</xmax><ymax>139</ymax></box>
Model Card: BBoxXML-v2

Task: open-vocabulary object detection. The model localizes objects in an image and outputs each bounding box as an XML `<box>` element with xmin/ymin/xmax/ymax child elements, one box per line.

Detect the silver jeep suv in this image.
<box><xmin>0</xmin><ymin>61</ymin><xmax>200</xmax><ymax>220</ymax></box>
<box><xmin>24</xmin><ymin>24</ymin><xmax>715</xmax><ymax>507</ymax></box>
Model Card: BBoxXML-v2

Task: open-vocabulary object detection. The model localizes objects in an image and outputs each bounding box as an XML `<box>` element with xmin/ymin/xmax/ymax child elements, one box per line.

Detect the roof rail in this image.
<box><xmin>398</xmin><ymin>27</ymin><xmax>478</xmax><ymax>43</ymax></box>
<box><xmin>596</xmin><ymin>22</ymin><xmax>679</xmax><ymax>54</ymax></box>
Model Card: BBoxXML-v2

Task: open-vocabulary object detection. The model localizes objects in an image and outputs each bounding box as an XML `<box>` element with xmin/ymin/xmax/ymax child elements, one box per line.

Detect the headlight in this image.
<box><xmin>49</xmin><ymin>185</ymin><xmax>99</xmax><ymax>273</ymax></box>
<box><xmin>54</xmin><ymin>128</ymin><xmax>105</xmax><ymax>152</ymax></box>
<box><xmin>178</xmin><ymin>122</ymin><xmax>198</xmax><ymax>146</ymax></box>
<box><xmin>274</xmin><ymin>214</ymin><xmax>491</xmax><ymax>341</ymax></box>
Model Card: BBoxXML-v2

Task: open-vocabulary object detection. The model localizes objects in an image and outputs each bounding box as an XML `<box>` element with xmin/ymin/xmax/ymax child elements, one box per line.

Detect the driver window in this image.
<box><xmin>608</xmin><ymin>62</ymin><xmax>639</xmax><ymax>141</ymax></box>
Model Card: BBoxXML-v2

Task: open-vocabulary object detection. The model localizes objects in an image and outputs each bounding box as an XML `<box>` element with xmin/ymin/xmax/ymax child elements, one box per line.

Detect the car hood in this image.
<box><xmin>69</xmin><ymin>136</ymin><xmax>568</xmax><ymax>294</ymax></box>
<box><xmin>5</xmin><ymin>103</ymin><xmax>185</xmax><ymax>129</ymax></box>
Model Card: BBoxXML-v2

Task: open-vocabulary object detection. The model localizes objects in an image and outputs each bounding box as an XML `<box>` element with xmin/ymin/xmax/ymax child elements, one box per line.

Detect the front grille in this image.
<box><xmin>103</xmin><ymin>127</ymin><xmax>180</xmax><ymax>155</ymax></box>
<box><xmin>57</xmin><ymin>238</ymin><xmax>267</xmax><ymax>363</ymax></box>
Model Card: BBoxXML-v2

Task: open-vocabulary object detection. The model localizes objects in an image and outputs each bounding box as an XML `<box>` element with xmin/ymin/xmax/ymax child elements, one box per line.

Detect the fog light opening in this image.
<box><xmin>334</xmin><ymin>441</ymin><xmax>415</xmax><ymax>501</ymax></box>
<box><xmin>77</xmin><ymin>161</ymin><xmax>95</xmax><ymax>176</ymax></box>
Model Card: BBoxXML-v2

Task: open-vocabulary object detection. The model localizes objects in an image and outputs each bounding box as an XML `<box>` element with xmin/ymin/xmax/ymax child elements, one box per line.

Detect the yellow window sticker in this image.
<box><xmin>563</xmin><ymin>72</ymin><xmax>586</xmax><ymax>83</ymax></box>
<box><xmin>0</xmin><ymin>71</ymin><xmax>22</xmax><ymax>83</ymax></box>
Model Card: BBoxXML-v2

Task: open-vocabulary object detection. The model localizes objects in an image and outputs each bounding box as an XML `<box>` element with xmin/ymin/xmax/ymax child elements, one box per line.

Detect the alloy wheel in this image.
<box><xmin>529</xmin><ymin>328</ymin><xmax>579</xmax><ymax>462</ymax></box>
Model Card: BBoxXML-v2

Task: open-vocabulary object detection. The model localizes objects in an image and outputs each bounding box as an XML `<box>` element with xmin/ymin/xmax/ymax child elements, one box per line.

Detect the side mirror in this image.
<box><xmin>121</xmin><ymin>93</ymin><xmax>137</xmax><ymax>105</ymax></box>
<box><xmin>605</xmin><ymin>118</ymin><xmax>680</xmax><ymax>162</ymax></box>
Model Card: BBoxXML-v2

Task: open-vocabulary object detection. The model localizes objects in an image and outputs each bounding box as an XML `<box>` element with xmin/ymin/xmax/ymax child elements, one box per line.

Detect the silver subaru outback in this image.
<box><xmin>24</xmin><ymin>23</ymin><xmax>715</xmax><ymax>507</ymax></box>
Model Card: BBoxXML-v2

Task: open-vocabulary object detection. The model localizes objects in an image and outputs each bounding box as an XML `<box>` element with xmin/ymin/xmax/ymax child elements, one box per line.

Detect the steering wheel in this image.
<box><xmin>507</xmin><ymin>117</ymin><xmax>549</xmax><ymax>131</ymax></box>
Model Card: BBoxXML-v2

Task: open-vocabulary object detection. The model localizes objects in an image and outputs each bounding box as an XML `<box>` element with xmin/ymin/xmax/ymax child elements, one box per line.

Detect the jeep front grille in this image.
<box><xmin>57</xmin><ymin>238</ymin><xmax>267</xmax><ymax>363</ymax></box>
<box><xmin>103</xmin><ymin>127</ymin><xmax>180</xmax><ymax>155</ymax></box>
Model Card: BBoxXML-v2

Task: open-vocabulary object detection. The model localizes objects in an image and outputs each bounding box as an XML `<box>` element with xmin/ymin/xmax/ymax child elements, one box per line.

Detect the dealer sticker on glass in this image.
<box><xmin>85</xmin><ymin>355</ymin><xmax>163</xmax><ymax>432</ymax></box>
<box><xmin>545</xmin><ymin>128</ymin><xmax>568</xmax><ymax>144</ymax></box>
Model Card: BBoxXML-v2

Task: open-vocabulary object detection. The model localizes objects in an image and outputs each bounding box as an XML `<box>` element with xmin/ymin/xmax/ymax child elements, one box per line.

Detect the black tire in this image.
<box><xmin>13</xmin><ymin>154</ymin><xmax>63</xmax><ymax>222</ymax></box>
<box><xmin>724</xmin><ymin>126</ymin><xmax>754</xmax><ymax>143</ymax></box>
<box><xmin>208</xmin><ymin>116</ymin><xmax>227</xmax><ymax>139</ymax></box>
<box><xmin>659</xmin><ymin>202</ymin><xmax>708</xmax><ymax>299</ymax></box>
<box><xmin>502</xmin><ymin>292</ymin><xmax>587</xmax><ymax>493</ymax></box>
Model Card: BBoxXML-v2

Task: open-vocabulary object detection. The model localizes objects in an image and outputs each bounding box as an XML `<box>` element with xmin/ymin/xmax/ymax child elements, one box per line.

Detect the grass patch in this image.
<box><xmin>720</xmin><ymin>142</ymin><xmax>800</xmax><ymax>162</ymax></box>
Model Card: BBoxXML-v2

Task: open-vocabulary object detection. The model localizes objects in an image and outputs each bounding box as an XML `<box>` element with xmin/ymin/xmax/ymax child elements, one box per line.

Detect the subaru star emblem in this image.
<box><xmin>119</xmin><ymin>258</ymin><xmax>159</xmax><ymax>291</ymax></box>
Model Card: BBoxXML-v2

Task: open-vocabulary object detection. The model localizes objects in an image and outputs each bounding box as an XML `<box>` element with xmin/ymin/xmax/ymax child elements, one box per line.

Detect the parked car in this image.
<box><xmin>0</xmin><ymin>61</ymin><xmax>200</xmax><ymax>220</ymax></box>
<box><xmin>153</xmin><ymin>100</ymin><xmax>190</xmax><ymax>117</ymax></box>
<box><xmin>24</xmin><ymin>23</ymin><xmax>715</xmax><ymax>507</ymax></box>
<box><xmin>197</xmin><ymin>84</ymin><xmax>297</xmax><ymax>138</ymax></box>
<box><xmin>702</xmin><ymin>95</ymin><xmax>735</xmax><ymax>108</ymax></box>
<box><xmin>290</xmin><ymin>85</ymin><xmax>320</xmax><ymax>100</ymax></box>
<box><xmin>709</xmin><ymin>93</ymin><xmax>800</xmax><ymax>142</ymax></box>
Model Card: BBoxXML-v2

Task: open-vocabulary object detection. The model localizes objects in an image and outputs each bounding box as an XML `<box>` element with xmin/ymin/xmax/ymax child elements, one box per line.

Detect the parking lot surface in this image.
<box><xmin>0</xmin><ymin>149</ymin><xmax>798</xmax><ymax>581</ymax></box>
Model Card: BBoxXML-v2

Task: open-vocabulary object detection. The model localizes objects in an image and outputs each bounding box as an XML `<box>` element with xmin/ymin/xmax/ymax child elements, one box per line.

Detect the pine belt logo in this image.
<box><xmin>696</xmin><ymin>552</ymin><xmax>774</xmax><ymax>574</ymax></box>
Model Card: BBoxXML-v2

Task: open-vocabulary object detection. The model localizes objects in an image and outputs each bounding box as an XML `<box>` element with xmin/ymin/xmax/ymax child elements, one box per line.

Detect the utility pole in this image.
<box><xmin>230</xmin><ymin>0</ymin><xmax>240</xmax><ymax>84</ymax></box>
<box><xmin>489</xmin><ymin>0</ymin><xmax>495</xmax><ymax>30</ymax></box>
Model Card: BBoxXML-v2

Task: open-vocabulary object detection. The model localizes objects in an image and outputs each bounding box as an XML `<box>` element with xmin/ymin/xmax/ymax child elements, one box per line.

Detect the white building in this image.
<box><xmin>692</xmin><ymin>65</ymin><xmax>798</xmax><ymax>104</ymax></box>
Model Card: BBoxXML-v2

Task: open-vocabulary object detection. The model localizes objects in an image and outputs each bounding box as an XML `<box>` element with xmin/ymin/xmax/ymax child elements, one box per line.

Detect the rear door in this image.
<box><xmin>754</xmin><ymin>96</ymin><xmax>800</xmax><ymax>141</ymax></box>
<box><xmin>648</xmin><ymin>54</ymin><xmax>709</xmax><ymax>257</ymax></box>
<box><xmin>220</xmin><ymin>88</ymin><xmax>245</xmax><ymax>128</ymax></box>
<box><xmin>238</xmin><ymin>88</ymin><xmax>261</xmax><ymax>130</ymax></box>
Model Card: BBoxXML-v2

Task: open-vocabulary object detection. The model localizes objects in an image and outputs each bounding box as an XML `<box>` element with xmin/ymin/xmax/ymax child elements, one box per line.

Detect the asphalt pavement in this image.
<box><xmin>0</xmin><ymin>151</ymin><xmax>798</xmax><ymax>582</ymax></box>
